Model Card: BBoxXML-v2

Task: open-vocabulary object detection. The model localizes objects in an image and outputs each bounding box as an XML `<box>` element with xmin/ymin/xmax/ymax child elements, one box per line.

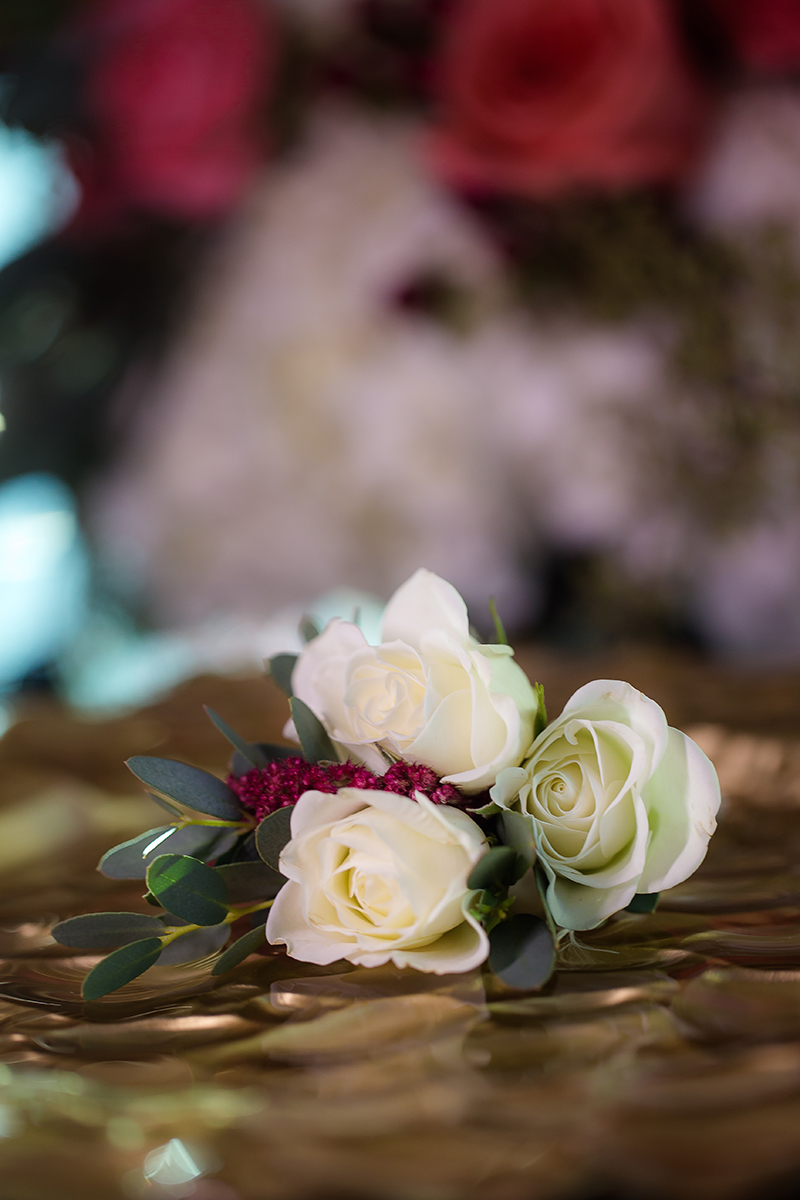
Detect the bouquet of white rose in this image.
<box><xmin>54</xmin><ymin>570</ymin><xmax>720</xmax><ymax>999</ymax></box>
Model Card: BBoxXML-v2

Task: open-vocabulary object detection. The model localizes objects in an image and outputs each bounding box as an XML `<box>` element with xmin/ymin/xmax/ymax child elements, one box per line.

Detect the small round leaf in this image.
<box><xmin>215</xmin><ymin>860</ymin><xmax>285</xmax><ymax>903</ymax></box>
<box><xmin>489</xmin><ymin>913</ymin><xmax>556</xmax><ymax>991</ymax></box>
<box><xmin>82</xmin><ymin>939</ymin><xmax>164</xmax><ymax>1001</ymax></box>
<box><xmin>211</xmin><ymin>925</ymin><xmax>267</xmax><ymax>975</ymax></box>
<box><xmin>52</xmin><ymin>912</ymin><xmax>166</xmax><ymax>949</ymax></box>
<box><xmin>468</xmin><ymin>846</ymin><xmax>526</xmax><ymax>892</ymax></box>
<box><xmin>255</xmin><ymin>807</ymin><xmax>294</xmax><ymax>872</ymax></box>
<box><xmin>126</xmin><ymin>757</ymin><xmax>242</xmax><ymax>820</ymax></box>
<box><xmin>147</xmin><ymin>854</ymin><xmax>230</xmax><ymax>926</ymax></box>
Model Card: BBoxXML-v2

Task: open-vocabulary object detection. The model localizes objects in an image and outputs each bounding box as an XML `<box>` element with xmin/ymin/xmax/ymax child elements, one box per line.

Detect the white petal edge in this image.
<box><xmin>266</xmin><ymin>880</ymin><xmax>352</xmax><ymax>965</ymax></box>
<box><xmin>638</xmin><ymin>727</ymin><xmax>721</xmax><ymax>893</ymax></box>
<box><xmin>381</xmin><ymin>569</ymin><xmax>470</xmax><ymax>650</ymax></box>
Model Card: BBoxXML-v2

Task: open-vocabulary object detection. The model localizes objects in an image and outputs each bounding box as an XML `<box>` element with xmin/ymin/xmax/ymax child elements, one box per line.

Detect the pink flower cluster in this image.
<box><xmin>228</xmin><ymin>757</ymin><xmax>464</xmax><ymax>821</ymax></box>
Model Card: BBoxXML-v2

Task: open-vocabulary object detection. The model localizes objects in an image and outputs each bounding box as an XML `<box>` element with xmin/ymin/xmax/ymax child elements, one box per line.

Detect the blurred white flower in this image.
<box><xmin>689</xmin><ymin>86</ymin><xmax>800</xmax><ymax>246</ymax></box>
<box><xmin>92</xmin><ymin>106</ymin><xmax>527</xmax><ymax>626</ymax></box>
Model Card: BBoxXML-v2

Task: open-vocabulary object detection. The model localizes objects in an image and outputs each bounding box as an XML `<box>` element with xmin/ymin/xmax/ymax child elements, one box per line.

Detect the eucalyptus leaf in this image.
<box><xmin>471</xmin><ymin>801</ymin><xmax>501</xmax><ymax>817</ymax></box>
<box><xmin>126</xmin><ymin>757</ymin><xmax>243</xmax><ymax>821</ymax></box>
<box><xmin>82</xmin><ymin>938</ymin><xmax>164</xmax><ymax>1001</ymax></box>
<box><xmin>215</xmin><ymin>860</ymin><xmax>285</xmax><ymax>904</ymax></box>
<box><xmin>52</xmin><ymin>912</ymin><xmax>165</xmax><ymax>949</ymax></box>
<box><xmin>488</xmin><ymin>597</ymin><xmax>508</xmax><ymax>646</ymax></box>
<box><xmin>268</xmin><ymin>654</ymin><xmax>298</xmax><ymax>697</ymax></box>
<box><xmin>468</xmin><ymin>846</ymin><xmax>526</xmax><ymax>893</ymax></box>
<box><xmin>230</xmin><ymin>743</ymin><xmax>296</xmax><ymax>778</ymax></box>
<box><xmin>532</xmin><ymin>682</ymin><xmax>547</xmax><ymax>740</ymax></box>
<box><xmin>625</xmin><ymin>892</ymin><xmax>661</xmax><ymax>914</ymax></box>
<box><xmin>203</xmin><ymin>707</ymin><xmax>269</xmax><ymax>769</ymax></box>
<box><xmin>299</xmin><ymin>615</ymin><xmax>320</xmax><ymax>643</ymax></box>
<box><xmin>489</xmin><ymin>913</ymin><xmax>556</xmax><ymax>991</ymax></box>
<box><xmin>99</xmin><ymin>824</ymin><xmax>238</xmax><ymax>880</ymax></box>
<box><xmin>498</xmin><ymin>811</ymin><xmax>536</xmax><ymax>872</ymax></box>
<box><xmin>157</xmin><ymin>920</ymin><xmax>230</xmax><ymax>965</ymax></box>
<box><xmin>289</xmin><ymin>697</ymin><xmax>337</xmax><ymax>764</ymax></box>
<box><xmin>255</xmin><ymin>806</ymin><xmax>294</xmax><ymax>871</ymax></box>
<box><xmin>147</xmin><ymin>855</ymin><xmax>230</xmax><ymax>926</ymax></box>
<box><xmin>148</xmin><ymin>793</ymin><xmax>184</xmax><ymax>818</ymax></box>
<box><xmin>211</xmin><ymin>925</ymin><xmax>267</xmax><ymax>975</ymax></box>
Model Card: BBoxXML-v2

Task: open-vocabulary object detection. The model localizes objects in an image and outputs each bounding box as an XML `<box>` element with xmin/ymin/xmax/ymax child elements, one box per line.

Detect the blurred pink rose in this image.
<box><xmin>426</xmin><ymin>0</ymin><xmax>708</xmax><ymax>197</ymax></box>
<box><xmin>71</xmin><ymin>0</ymin><xmax>275</xmax><ymax>226</ymax></box>
<box><xmin>710</xmin><ymin>0</ymin><xmax>800</xmax><ymax>73</ymax></box>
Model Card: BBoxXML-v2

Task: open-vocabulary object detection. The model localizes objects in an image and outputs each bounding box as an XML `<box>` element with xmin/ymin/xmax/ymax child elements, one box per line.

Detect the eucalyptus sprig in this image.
<box><xmin>52</xmin><ymin>707</ymin><xmax>314</xmax><ymax>1000</ymax></box>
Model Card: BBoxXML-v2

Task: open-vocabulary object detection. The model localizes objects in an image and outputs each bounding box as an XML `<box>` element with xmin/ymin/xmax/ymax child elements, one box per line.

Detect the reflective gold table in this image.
<box><xmin>0</xmin><ymin>655</ymin><xmax>799</xmax><ymax>1200</ymax></box>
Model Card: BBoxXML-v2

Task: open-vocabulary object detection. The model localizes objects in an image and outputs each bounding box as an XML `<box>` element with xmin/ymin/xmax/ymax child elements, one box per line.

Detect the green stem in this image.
<box><xmin>158</xmin><ymin>898</ymin><xmax>275</xmax><ymax>945</ymax></box>
<box><xmin>177</xmin><ymin>817</ymin><xmax>255</xmax><ymax>831</ymax></box>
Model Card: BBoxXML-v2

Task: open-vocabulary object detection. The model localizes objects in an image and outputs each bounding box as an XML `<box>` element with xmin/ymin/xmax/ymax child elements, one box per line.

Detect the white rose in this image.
<box><xmin>490</xmin><ymin>680</ymin><xmax>721</xmax><ymax>931</ymax></box>
<box><xmin>266</xmin><ymin>787</ymin><xmax>489</xmax><ymax>973</ymax></box>
<box><xmin>290</xmin><ymin>568</ymin><xmax>538</xmax><ymax>793</ymax></box>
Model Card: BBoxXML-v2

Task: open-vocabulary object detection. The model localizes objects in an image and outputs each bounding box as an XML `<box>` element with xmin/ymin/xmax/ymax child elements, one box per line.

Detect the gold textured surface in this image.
<box><xmin>0</xmin><ymin>658</ymin><xmax>800</xmax><ymax>1199</ymax></box>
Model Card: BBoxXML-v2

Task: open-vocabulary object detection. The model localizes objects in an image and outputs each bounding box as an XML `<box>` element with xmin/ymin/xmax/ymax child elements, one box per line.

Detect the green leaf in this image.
<box><xmin>268</xmin><ymin>654</ymin><xmax>298</xmax><ymax>697</ymax></box>
<box><xmin>468</xmin><ymin>846</ymin><xmax>527</xmax><ymax>893</ymax></box>
<box><xmin>52</xmin><ymin>912</ymin><xmax>166</xmax><ymax>949</ymax></box>
<box><xmin>82</xmin><ymin>939</ymin><xmax>164</xmax><ymax>1001</ymax></box>
<box><xmin>471</xmin><ymin>801</ymin><xmax>501</xmax><ymax>817</ymax></box>
<box><xmin>230</xmin><ymin>742</ymin><xmax>296</xmax><ymax>778</ymax></box>
<box><xmin>299</xmin><ymin>615</ymin><xmax>320</xmax><ymax>643</ymax></box>
<box><xmin>532</xmin><ymin>682</ymin><xmax>547</xmax><ymax>740</ymax></box>
<box><xmin>488</xmin><ymin>597</ymin><xmax>509</xmax><ymax>646</ymax></box>
<box><xmin>148</xmin><ymin>793</ymin><xmax>184</xmax><ymax>818</ymax></box>
<box><xmin>214</xmin><ymin>860</ymin><xmax>285</xmax><ymax>904</ymax></box>
<box><xmin>497</xmin><ymin>811</ymin><xmax>536</xmax><ymax>873</ymax></box>
<box><xmin>126</xmin><ymin>757</ymin><xmax>242</xmax><ymax>821</ymax></box>
<box><xmin>625</xmin><ymin>892</ymin><xmax>660</xmax><ymax>914</ymax></box>
<box><xmin>489</xmin><ymin>913</ymin><xmax>556</xmax><ymax>990</ymax></box>
<box><xmin>211</xmin><ymin>925</ymin><xmax>267</xmax><ymax>975</ymax></box>
<box><xmin>255</xmin><ymin>806</ymin><xmax>294</xmax><ymax>871</ymax></box>
<box><xmin>203</xmin><ymin>707</ymin><xmax>269</xmax><ymax>769</ymax></box>
<box><xmin>289</xmin><ymin>696</ymin><xmax>337</xmax><ymax>763</ymax></box>
<box><xmin>147</xmin><ymin>855</ymin><xmax>230</xmax><ymax>926</ymax></box>
<box><xmin>157</xmin><ymin>919</ymin><xmax>230</xmax><ymax>965</ymax></box>
<box><xmin>99</xmin><ymin>824</ymin><xmax>238</xmax><ymax>880</ymax></box>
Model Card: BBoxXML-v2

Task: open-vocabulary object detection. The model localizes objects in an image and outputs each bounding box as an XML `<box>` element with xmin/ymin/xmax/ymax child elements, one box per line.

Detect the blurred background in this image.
<box><xmin>3</xmin><ymin>0</ymin><xmax>800</xmax><ymax>719</ymax></box>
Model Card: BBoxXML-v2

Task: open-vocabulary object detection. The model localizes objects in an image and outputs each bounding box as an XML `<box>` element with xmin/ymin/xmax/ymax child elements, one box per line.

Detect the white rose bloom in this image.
<box><xmin>266</xmin><ymin>787</ymin><xmax>490</xmax><ymax>973</ymax></box>
<box><xmin>290</xmin><ymin>569</ymin><xmax>538</xmax><ymax>793</ymax></box>
<box><xmin>490</xmin><ymin>680</ymin><xmax>721</xmax><ymax>931</ymax></box>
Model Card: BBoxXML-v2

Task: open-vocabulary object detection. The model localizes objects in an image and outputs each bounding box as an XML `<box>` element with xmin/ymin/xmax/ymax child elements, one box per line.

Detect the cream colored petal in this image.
<box><xmin>489</xmin><ymin>766</ymin><xmax>529</xmax><ymax>810</ymax></box>
<box><xmin>287</xmin><ymin>788</ymin><xmax>370</xmax><ymax>842</ymax></box>
<box><xmin>542</xmin><ymin>865</ymin><xmax>638</xmax><ymax>932</ymax></box>
<box><xmin>380</xmin><ymin>568</ymin><xmax>470</xmax><ymax>650</ymax></box>
<box><xmin>559</xmin><ymin>680</ymin><xmax>668</xmax><ymax>780</ymax></box>
<box><xmin>266</xmin><ymin>881</ymin><xmax>351</xmax><ymax>965</ymax></box>
<box><xmin>415</xmin><ymin>794</ymin><xmax>487</xmax><ymax>862</ymax></box>
<box><xmin>406</xmin><ymin>688</ymin><xmax>475</xmax><ymax>779</ymax></box>
<box><xmin>291</xmin><ymin>618</ymin><xmax>378</xmax><ymax>745</ymax></box>
<box><xmin>387</xmin><ymin>904</ymin><xmax>490</xmax><ymax>974</ymax></box>
<box><xmin>638</xmin><ymin>727</ymin><xmax>721</xmax><ymax>892</ymax></box>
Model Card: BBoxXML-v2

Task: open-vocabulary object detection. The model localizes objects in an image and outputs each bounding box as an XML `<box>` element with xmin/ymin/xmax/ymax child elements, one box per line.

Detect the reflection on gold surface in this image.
<box><xmin>1</xmin><ymin>671</ymin><xmax>800</xmax><ymax>1197</ymax></box>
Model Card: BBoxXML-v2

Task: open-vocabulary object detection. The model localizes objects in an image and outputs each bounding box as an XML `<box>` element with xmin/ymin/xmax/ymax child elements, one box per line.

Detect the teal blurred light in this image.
<box><xmin>0</xmin><ymin>117</ymin><xmax>78</xmax><ymax>271</ymax></box>
<box><xmin>0</xmin><ymin>473</ymin><xmax>89</xmax><ymax>687</ymax></box>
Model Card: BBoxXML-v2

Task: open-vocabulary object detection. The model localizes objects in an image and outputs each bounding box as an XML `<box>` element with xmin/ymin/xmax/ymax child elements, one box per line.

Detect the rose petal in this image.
<box><xmin>266</xmin><ymin>881</ymin><xmax>351</xmax><ymax>965</ymax></box>
<box><xmin>381</xmin><ymin>569</ymin><xmax>470</xmax><ymax>650</ymax></box>
<box><xmin>638</xmin><ymin>727</ymin><xmax>721</xmax><ymax>892</ymax></box>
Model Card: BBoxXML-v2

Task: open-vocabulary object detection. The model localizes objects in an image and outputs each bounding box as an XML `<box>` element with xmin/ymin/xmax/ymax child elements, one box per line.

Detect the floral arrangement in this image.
<box><xmin>54</xmin><ymin>570</ymin><xmax>721</xmax><ymax>999</ymax></box>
